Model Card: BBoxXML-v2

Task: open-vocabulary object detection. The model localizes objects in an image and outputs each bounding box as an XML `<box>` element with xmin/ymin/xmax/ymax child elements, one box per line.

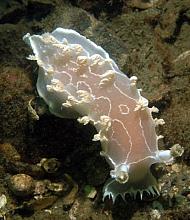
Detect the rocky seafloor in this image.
<box><xmin>0</xmin><ymin>0</ymin><xmax>190</xmax><ymax>219</ymax></box>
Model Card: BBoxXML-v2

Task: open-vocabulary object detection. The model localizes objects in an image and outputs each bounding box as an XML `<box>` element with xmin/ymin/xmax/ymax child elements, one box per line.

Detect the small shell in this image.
<box><xmin>47</xmin><ymin>182</ymin><xmax>68</xmax><ymax>196</ymax></box>
<box><xmin>170</xmin><ymin>144</ymin><xmax>184</xmax><ymax>158</ymax></box>
<box><xmin>40</xmin><ymin>158</ymin><xmax>61</xmax><ymax>174</ymax></box>
<box><xmin>0</xmin><ymin>194</ymin><xmax>7</xmax><ymax>209</ymax></box>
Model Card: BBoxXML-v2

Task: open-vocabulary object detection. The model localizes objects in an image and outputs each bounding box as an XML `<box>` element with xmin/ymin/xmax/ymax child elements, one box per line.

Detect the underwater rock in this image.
<box><xmin>8</xmin><ymin>174</ymin><xmax>35</xmax><ymax>197</ymax></box>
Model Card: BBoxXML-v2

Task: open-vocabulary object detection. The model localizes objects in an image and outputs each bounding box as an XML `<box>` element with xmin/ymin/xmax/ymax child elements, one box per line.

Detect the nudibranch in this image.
<box><xmin>23</xmin><ymin>28</ymin><xmax>183</xmax><ymax>202</ymax></box>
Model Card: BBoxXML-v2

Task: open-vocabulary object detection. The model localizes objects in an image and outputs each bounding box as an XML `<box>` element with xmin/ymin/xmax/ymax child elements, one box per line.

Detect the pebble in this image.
<box><xmin>0</xmin><ymin>143</ymin><xmax>21</xmax><ymax>162</ymax></box>
<box><xmin>8</xmin><ymin>174</ymin><xmax>35</xmax><ymax>197</ymax></box>
<box><xmin>171</xmin><ymin>164</ymin><xmax>182</xmax><ymax>173</ymax></box>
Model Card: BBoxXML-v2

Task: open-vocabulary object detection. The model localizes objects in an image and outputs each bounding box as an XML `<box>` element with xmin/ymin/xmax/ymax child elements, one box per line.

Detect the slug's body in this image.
<box><xmin>24</xmin><ymin>28</ymin><xmax>175</xmax><ymax>201</ymax></box>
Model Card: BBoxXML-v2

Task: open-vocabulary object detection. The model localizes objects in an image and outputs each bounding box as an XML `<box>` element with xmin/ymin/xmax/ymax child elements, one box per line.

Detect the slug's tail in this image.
<box><xmin>103</xmin><ymin>169</ymin><xmax>160</xmax><ymax>203</ymax></box>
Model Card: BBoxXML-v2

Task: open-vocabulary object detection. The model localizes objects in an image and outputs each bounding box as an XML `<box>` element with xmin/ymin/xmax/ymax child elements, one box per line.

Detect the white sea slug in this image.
<box><xmin>23</xmin><ymin>28</ymin><xmax>183</xmax><ymax>202</ymax></box>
